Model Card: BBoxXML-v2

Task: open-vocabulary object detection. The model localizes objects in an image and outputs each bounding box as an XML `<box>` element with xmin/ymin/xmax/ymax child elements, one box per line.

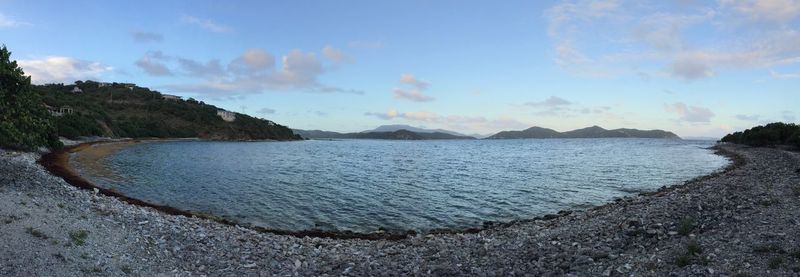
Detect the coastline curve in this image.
<box><xmin>38</xmin><ymin>140</ymin><xmax>742</xmax><ymax>241</ymax></box>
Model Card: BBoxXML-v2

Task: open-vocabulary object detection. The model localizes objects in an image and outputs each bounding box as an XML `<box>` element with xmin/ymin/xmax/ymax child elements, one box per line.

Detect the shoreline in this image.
<box><xmin>40</xmin><ymin>139</ymin><xmax>739</xmax><ymax>240</ymax></box>
<box><xmin>4</xmin><ymin>143</ymin><xmax>800</xmax><ymax>275</ymax></box>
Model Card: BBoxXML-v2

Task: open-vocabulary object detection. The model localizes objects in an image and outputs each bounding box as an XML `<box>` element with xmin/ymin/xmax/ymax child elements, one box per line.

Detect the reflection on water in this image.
<box><xmin>74</xmin><ymin>138</ymin><xmax>728</xmax><ymax>233</ymax></box>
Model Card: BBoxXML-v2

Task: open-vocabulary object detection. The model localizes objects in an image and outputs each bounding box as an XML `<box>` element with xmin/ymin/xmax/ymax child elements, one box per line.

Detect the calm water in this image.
<box><xmin>75</xmin><ymin>139</ymin><xmax>728</xmax><ymax>233</ymax></box>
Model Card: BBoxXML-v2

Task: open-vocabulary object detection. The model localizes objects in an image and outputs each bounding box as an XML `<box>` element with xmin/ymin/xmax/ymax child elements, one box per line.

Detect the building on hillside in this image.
<box><xmin>217</xmin><ymin>110</ymin><xmax>236</xmax><ymax>122</ymax></box>
<box><xmin>59</xmin><ymin>106</ymin><xmax>74</xmax><ymax>115</ymax></box>
<box><xmin>162</xmin><ymin>94</ymin><xmax>181</xmax><ymax>101</ymax></box>
<box><xmin>98</xmin><ymin>82</ymin><xmax>112</xmax><ymax>87</ymax></box>
<box><xmin>71</xmin><ymin>86</ymin><xmax>83</xmax><ymax>93</ymax></box>
<box><xmin>45</xmin><ymin>105</ymin><xmax>73</xmax><ymax>117</ymax></box>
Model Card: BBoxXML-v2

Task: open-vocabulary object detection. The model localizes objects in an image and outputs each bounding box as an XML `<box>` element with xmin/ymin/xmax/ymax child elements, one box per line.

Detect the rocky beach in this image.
<box><xmin>1</xmin><ymin>143</ymin><xmax>799</xmax><ymax>276</ymax></box>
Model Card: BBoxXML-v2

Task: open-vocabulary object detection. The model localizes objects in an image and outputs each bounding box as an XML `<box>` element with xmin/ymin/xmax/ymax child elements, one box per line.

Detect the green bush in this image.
<box><xmin>0</xmin><ymin>45</ymin><xmax>62</xmax><ymax>150</ymax></box>
<box><xmin>720</xmin><ymin>122</ymin><xmax>800</xmax><ymax>148</ymax></box>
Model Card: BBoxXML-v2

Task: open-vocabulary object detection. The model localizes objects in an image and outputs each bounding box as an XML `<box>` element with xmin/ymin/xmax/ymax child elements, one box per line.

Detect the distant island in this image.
<box><xmin>294</xmin><ymin>125</ymin><xmax>476</xmax><ymax>140</ymax></box>
<box><xmin>486</xmin><ymin>125</ymin><xmax>681</xmax><ymax>139</ymax></box>
<box><xmin>295</xmin><ymin>124</ymin><xmax>680</xmax><ymax>140</ymax></box>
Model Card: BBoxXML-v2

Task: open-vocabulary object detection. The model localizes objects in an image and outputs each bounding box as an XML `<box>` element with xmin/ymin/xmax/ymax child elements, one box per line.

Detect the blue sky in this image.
<box><xmin>1</xmin><ymin>0</ymin><xmax>798</xmax><ymax>137</ymax></box>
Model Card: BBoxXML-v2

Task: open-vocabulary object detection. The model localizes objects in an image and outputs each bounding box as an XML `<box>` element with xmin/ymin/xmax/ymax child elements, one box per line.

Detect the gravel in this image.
<box><xmin>1</xmin><ymin>144</ymin><xmax>799</xmax><ymax>276</ymax></box>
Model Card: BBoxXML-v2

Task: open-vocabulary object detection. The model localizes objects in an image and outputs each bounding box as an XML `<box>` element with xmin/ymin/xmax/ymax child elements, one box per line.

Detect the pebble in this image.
<box><xmin>1</xmin><ymin>144</ymin><xmax>798</xmax><ymax>276</ymax></box>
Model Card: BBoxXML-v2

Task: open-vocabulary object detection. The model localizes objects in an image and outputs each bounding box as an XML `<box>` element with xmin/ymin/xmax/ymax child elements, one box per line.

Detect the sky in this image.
<box><xmin>1</xmin><ymin>0</ymin><xmax>799</xmax><ymax>138</ymax></box>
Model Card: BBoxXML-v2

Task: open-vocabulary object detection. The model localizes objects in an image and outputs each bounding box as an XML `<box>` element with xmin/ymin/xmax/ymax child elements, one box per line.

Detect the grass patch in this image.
<box><xmin>791</xmin><ymin>249</ymin><xmax>800</xmax><ymax>259</ymax></box>
<box><xmin>758</xmin><ymin>198</ymin><xmax>781</xmax><ymax>206</ymax></box>
<box><xmin>768</xmin><ymin>257</ymin><xmax>783</xmax><ymax>269</ymax></box>
<box><xmin>791</xmin><ymin>185</ymin><xmax>800</xmax><ymax>196</ymax></box>
<box><xmin>754</xmin><ymin>243</ymin><xmax>784</xmax><ymax>254</ymax></box>
<box><xmin>26</xmin><ymin>227</ymin><xmax>49</xmax><ymax>239</ymax></box>
<box><xmin>69</xmin><ymin>229</ymin><xmax>89</xmax><ymax>246</ymax></box>
<box><xmin>687</xmin><ymin>240</ymin><xmax>703</xmax><ymax>255</ymax></box>
<box><xmin>675</xmin><ymin>240</ymin><xmax>704</xmax><ymax>267</ymax></box>
<box><xmin>675</xmin><ymin>254</ymin><xmax>692</xmax><ymax>267</ymax></box>
<box><xmin>676</xmin><ymin>217</ymin><xmax>694</xmax><ymax>236</ymax></box>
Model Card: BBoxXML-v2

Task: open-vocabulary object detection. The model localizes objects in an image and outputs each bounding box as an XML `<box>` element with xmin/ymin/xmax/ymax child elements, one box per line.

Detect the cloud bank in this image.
<box><xmin>545</xmin><ymin>0</ymin><xmax>800</xmax><ymax>80</ymax></box>
<box><xmin>139</xmin><ymin>47</ymin><xmax>362</xmax><ymax>96</ymax></box>
<box><xmin>19</xmin><ymin>56</ymin><xmax>113</xmax><ymax>84</ymax></box>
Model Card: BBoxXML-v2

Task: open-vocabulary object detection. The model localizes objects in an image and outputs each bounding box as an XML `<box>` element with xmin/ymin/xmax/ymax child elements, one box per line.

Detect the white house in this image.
<box><xmin>217</xmin><ymin>110</ymin><xmax>236</xmax><ymax>122</ymax></box>
<box><xmin>162</xmin><ymin>94</ymin><xmax>181</xmax><ymax>101</ymax></box>
<box><xmin>46</xmin><ymin>105</ymin><xmax>73</xmax><ymax>117</ymax></box>
<box><xmin>98</xmin><ymin>82</ymin><xmax>112</xmax><ymax>87</ymax></box>
<box><xmin>71</xmin><ymin>86</ymin><xmax>83</xmax><ymax>93</ymax></box>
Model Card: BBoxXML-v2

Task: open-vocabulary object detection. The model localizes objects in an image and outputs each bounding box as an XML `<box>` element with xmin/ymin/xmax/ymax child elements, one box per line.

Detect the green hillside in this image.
<box><xmin>720</xmin><ymin>122</ymin><xmax>800</xmax><ymax>148</ymax></box>
<box><xmin>35</xmin><ymin>80</ymin><xmax>300</xmax><ymax>141</ymax></box>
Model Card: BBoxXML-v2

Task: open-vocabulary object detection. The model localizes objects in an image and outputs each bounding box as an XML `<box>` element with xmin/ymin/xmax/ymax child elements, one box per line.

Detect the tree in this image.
<box><xmin>0</xmin><ymin>45</ymin><xmax>62</xmax><ymax>150</ymax></box>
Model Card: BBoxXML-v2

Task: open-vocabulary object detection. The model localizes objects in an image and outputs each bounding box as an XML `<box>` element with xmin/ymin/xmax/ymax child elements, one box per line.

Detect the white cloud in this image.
<box><xmin>19</xmin><ymin>56</ymin><xmax>112</xmax><ymax>84</ymax></box>
<box><xmin>393</xmin><ymin>73</ymin><xmax>433</xmax><ymax>102</ymax></box>
<box><xmin>321</xmin><ymin>45</ymin><xmax>351</xmax><ymax>63</ymax></box>
<box><xmin>665</xmin><ymin>102</ymin><xmax>715</xmax><ymax>123</ymax></box>
<box><xmin>181</xmin><ymin>15</ymin><xmax>230</xmax><ymax>33</ymax></box>
<box><xmin>524</xmin><ymin>96</ymin><xmax>577</xmax><ymax>116</ymax></box>
<box><xmin>131</xmin><ymin>31</ymin><xmax>163</xmax><ymax>43</ymax></box>
<box><xmin>392</xmin><ymin>88</ymin><xmax>434</xmax><ymax>102</ymax></box>
<box><xmin>669</xmin><ymin>55</ymin><xmax>716</xmax><ymax>80</ymax></box>
<box><xmin>229</xmin><ymin>48</ymin><xmax>275</xmax><ymax>74</ymax></box>
<box><xmin>545</xmin><ymin>0</ymin><xmax>800</xmax><ymax>80</ymax></box>
<box><xmin>178</xmin><ymin>57</ymin><xmax>224</xmax><ymax>79</ymax></box>
<box><xmin>0</xmin><ymin>13</ymin><xmax>30</xmax><ymax>28</ymax></box>
<box><xmin>735</xmin><ymin>114</ymin><xmax>760</xmax><ymax>121</ymax></box>
<box><xmin>257</xmin><ymin>107</ymin><xmax>276</xmax><ymax>114</ymax></box>
<box><xmin>163</xmin><ymin>48</ymin><xmax>359</xmax><ymax>95</ymax></box>
<box><xmin>399</xmin><ymin>73</ymin><xmax>430</xmax><ymax>90</ymax></box>
<box><xmin>525</xmin><ymin>96</ymin><xmax>572</xmax><ymax>107</ymax></box>
<box><xmin>135</xmin><ymin>51</ymin><xmax>173</xmax><ymax>76</ymax></box>
<box><xmin>770</xmin><ymin>70</ymin><xmax>800</xmax><ymax>79</ymax></box>
<box><xmin>721</xmin><ymin>0</ymin><xmax>800</xmax><ymax>22</ymax></box>
<box><xmin>347</xmin><ymin>40</ymin><xmax>385</xmax><ymax>49</ymax></box>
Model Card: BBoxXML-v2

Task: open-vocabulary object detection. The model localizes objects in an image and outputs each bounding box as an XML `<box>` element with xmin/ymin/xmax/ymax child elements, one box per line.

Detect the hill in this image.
<box><xmin>35</xmin><ymin>81</ymin><xmax>300</xmax><ymax>141</ymax></box>
<box><xmin>291</xmin><ymin>129</ymin><xmax>351</xmax><ymax>139</ymax></box>
<box><xmin>293</xmin><ymin>128</ymin><xmax>475</xmax><ymax>140</ymax></box>
<box><xmin>364</xmin><ymin>124</ymin><xmax>469</xmax><ymax>137</ymax></box>
<box><xmin>720</xmin><ymin>122</ymin><xmax>800</xmax><ymax>147</ymax></box>
<box><xmin>487</xmin><ymin>126</ymin><xmax>680</xmax><ymax>139</ymax></box>
<box><xmin>486</xmin><ymin>126</ymin><xmax>561</xmax><ymax>139</ymax></box>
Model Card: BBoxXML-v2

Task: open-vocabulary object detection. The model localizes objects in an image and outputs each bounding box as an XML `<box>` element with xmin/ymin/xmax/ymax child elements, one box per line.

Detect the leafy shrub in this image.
<box><xmin>720</xmin><ymin>122</ymin><xmax>800</xmax><ymax>148</ymax></box>
<box><xmin>0</xmin><ymin>46</ymin><xmax>62</xmax><ymax>150</ymax></box>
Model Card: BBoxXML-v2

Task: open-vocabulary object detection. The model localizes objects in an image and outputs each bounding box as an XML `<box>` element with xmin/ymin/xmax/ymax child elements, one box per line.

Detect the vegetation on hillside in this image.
<box><xmin>292</xmin><ymin>129</ymin><xmax>475</xmax><ymax>140</ymax></box>
<box><xmin>486</xmin><ymin>126</ymin><xmax>680</xmax><ymax>139</ymax></box>
<box><xmin>720</xmin><ymin>122</ymin><xmax>800</xmax><ymax>148</ymax></box>
<box><xmin>35</xmin><ymin>80</ymin><xmax>300</xmax><ymax>141</ymax></box>
<box><xmin>0</xmin><ymin>46</ymin><xmax>62</xmax><ymax>150</ymax></box>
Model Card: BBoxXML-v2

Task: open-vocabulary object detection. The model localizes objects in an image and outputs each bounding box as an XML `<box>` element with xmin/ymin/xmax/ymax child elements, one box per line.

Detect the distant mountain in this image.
<box><xmin>364</xmin><ymin>124</ymin><xmax>469</xmax><ymax>137</ymax></box>
<box><xmin>486</xmin><ymin>126</ymin><xmax>561</xmax><ymax>139</ymax></box>
<box><xmin>293</xmin><ymin>128</ymin><xmax>476</xmax><ymax>140</ymax></box>
<box><xmin>683</xmin><ymin>136</ymin><xmax>718</xmax><ymax>141</ymax></box>
<box><xmin>352</xmin><ymin>130</ymin><xmax>475</xmax><ymax>140</ymax></box>
<box><xmin>291</xmin><ymin>129</ymin><xmax>351</xmax><ymax>139</ymax></box>
<box><xmin>487</xmin><ymin>126</ymin><xmax>680</xmax><ymax>139</ymax></box>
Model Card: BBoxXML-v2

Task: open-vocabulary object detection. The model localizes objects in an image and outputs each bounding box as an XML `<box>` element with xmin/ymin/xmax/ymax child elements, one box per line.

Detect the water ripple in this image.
<box><xmin>78</xmin><ymin>138</ymin><xmax>728</xmax><ymax>233</ymax></box>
